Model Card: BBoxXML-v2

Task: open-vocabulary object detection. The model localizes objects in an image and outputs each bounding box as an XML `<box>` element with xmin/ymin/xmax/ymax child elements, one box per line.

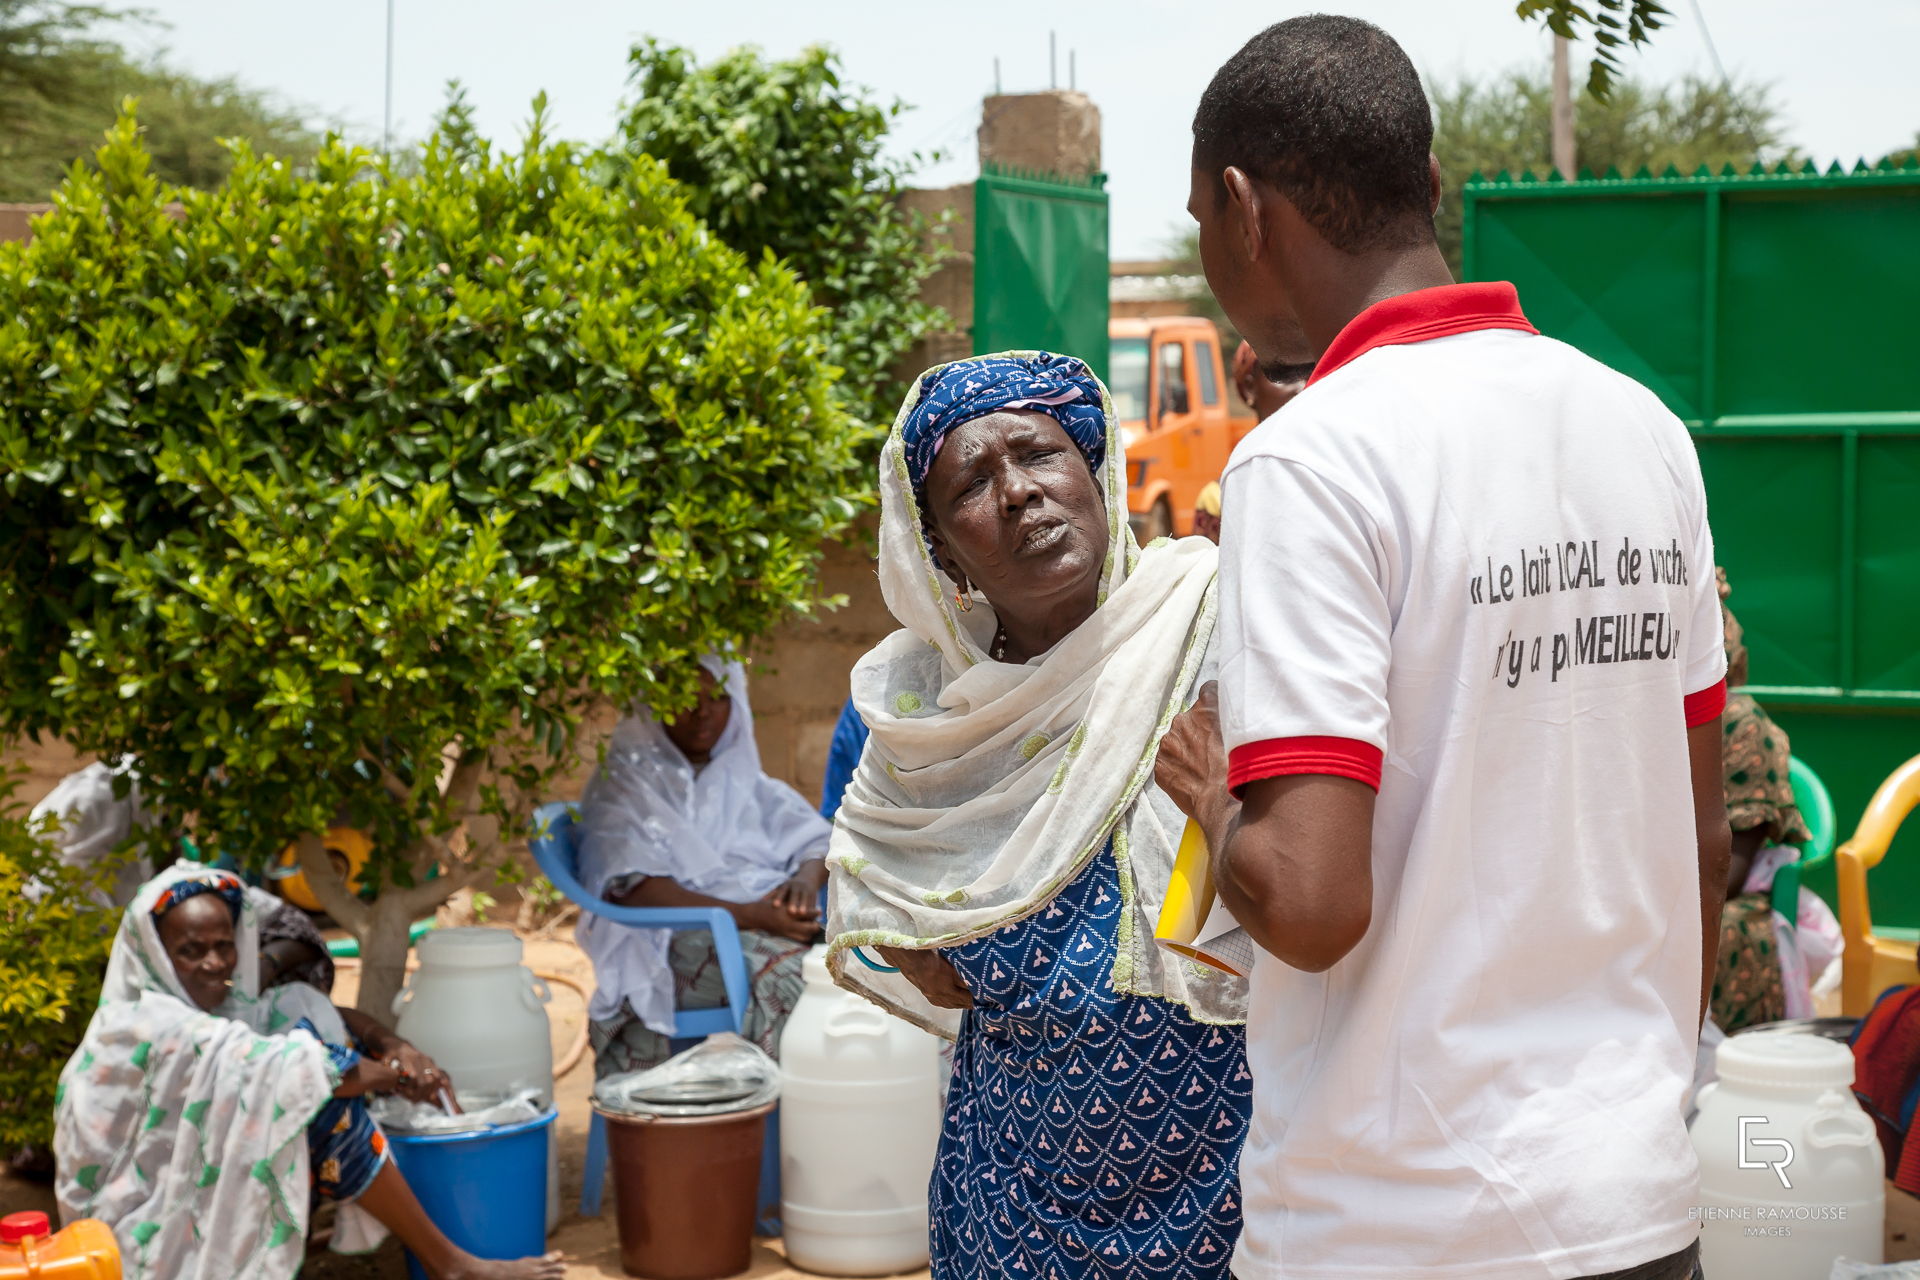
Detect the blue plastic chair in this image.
<box><xmin>527</xmin><ymin>802</ymin><xmax>773</xmax><ymax>1220</ymax></box>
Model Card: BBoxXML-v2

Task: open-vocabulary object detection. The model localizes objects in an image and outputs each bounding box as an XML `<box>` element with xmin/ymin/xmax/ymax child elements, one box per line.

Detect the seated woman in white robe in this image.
<box><xmin>576</xmin><ymin>657</ymin><xmax>831</xmax><ymax>1077</ymax></box>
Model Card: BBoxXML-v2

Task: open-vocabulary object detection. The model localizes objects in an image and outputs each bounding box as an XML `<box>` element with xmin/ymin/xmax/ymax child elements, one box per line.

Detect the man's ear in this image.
<box><xmin>1428</xmin><ymin>153</ymin><xmax>1443</xmax><ymax>218</ymax></box>
<box><xmin>1222</xmin><ymin>166</ymin><xmax>1268</xmax><ymax>264</ymax></box>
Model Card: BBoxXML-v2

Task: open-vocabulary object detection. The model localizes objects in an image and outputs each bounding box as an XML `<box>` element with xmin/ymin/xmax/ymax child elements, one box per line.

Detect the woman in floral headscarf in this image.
<box><xmin>55</xmin><ymin>863</ymin><xmax>562</xmax><ymax>1280</ymax></box>
<box><xmin>827</xmin><ymin>352</ymin><xmax>1250</xmax><ymax>1279</ymax></box>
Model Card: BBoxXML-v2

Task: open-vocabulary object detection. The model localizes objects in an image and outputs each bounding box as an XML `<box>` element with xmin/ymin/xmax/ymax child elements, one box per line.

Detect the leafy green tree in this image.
<box><xmin>1517</xmin><ymin>0</ymin><xmax>1671</xmax><ymax>98</ymax></box>
<box><xmin>0</xmin><ymin>0</ymin><xmax>117</xmax><ymax>126</ymax></box>
<box><xmin>1432</xmin><ymin>71</ymin><xmax>1797</xmax><ymax>273</ymax></box>
<box><xmin>0</xmin><ymin>769</ymin><xmax>118</xmax><ymax>1151</ymax></box>
<box><xmin>613</xmin><ymin>41</ymin><xmax>947</xmax><ymax>432</ymax></box>
<box><xmin>0</xmin><ymin>1</ymin><xmax>321</xmax><ymax>201</ymax></box>
<box><xmin>0</xmin><ymin>108</ymin><xmax>857</xmax><ymax>1018</ymax></box>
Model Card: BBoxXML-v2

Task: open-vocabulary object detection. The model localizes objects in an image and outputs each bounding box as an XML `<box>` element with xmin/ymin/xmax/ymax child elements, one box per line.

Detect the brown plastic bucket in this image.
<box><xmin>597</xmin><ymin>1100</ymin><xmax>774</xmax><ymax>1280</ymax></box>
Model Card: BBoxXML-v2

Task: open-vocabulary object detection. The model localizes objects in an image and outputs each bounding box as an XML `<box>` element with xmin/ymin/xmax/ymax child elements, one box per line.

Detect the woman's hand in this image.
<box><xmin>767</xmin><ymin>859</ymin><xmax>829</xmax><ymax>920</ymax></box>
<box><xmin>381</xmin><ymin>1041</ymin><xmax>459</xmax><ymax>1108</ymax></box>
<box><xmin>1155</xmin><ymin>682</ymin><xmax>1235</xmax><ymax>838</ymax></box>
<box><xmin>876</xmin><ymin>946</ymin><xmax>973</xmax><ymax>1009</ymax></box>
<box><xmin>342</xmin><ymin>1005</ymin><xmax>459</xmax><ymax>1108</ymax></box>
<box><xmin>334</xmin><ymin>1056</ymin><xmax>403</xmax><ymax>1099</ymax></box>
<box><xmin>743</xmin><ymin>899</ymin><xmax>823</xmax><ymax>943</ymax></box>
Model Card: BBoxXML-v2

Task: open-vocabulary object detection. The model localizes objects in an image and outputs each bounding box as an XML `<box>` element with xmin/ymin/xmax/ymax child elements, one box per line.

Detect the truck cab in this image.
<box><xmin>1108</xmin><ymin>316</ymin><xmax>1235</xmax><ymax>540</ymax></box>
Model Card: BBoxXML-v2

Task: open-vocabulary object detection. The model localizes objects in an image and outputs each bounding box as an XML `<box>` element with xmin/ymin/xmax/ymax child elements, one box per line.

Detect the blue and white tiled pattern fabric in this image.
<box><xmin>930</xmin><ymin>841</ymin><xmax>1251</xmax><ymax>1278</ymax></box>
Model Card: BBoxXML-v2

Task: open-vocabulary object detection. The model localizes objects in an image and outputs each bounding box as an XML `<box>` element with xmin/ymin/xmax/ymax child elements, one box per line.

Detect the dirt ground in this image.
<box><xmin>1</xmin><ymin>930</ymin><xmax>926</xmax><ymax>1280</ymax></box>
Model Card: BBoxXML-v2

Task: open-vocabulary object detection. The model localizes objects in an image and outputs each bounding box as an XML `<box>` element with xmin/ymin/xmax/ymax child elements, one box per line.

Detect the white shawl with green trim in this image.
<box><xmin>824</xmin><ymin>356</ymin><xmax>1247</xmax><ymax>1038</ymax></box>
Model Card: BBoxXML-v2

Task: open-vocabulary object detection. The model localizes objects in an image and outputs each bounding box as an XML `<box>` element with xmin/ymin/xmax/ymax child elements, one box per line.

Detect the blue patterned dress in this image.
<box><xmin>930</xmin><ymin>843</ymin><xmax>1251</xmax><ymax>1278</ymax></box>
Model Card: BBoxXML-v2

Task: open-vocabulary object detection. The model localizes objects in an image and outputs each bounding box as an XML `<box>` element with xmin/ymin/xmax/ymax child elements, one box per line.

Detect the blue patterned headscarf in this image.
<box><xmin>900</xmin><ymin>352</ymin><xmax>1107</xmax><ymax>504</ymax></box>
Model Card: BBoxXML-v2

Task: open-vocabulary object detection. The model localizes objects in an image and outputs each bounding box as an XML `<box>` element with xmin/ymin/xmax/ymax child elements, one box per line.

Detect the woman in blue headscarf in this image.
<box><xmin>826</xmin><ymin>352</ymin><xmax>1251</xmax><ymax>1278</ymax></box>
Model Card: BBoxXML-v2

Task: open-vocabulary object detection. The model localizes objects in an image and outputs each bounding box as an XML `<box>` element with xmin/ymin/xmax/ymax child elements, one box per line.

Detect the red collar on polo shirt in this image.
<box><xmin>1307</xmin><ymin>281</ymin><xmax>1537</xmax><ymax>386</ymax></box>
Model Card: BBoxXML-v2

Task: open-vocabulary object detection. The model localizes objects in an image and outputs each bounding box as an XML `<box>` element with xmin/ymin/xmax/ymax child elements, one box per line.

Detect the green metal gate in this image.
<box><xmin>973</xmin><ymin>164</ymin><xmax>1111</xmax><ymax>382</ymax></box>
<box><xmin>1464</xmin><ymin>161</ymin><xmax>1920</xmax><ymax>921</ymax></box>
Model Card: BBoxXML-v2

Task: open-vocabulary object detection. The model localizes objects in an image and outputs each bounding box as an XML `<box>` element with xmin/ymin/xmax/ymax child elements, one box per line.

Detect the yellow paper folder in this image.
<box><xmin>1155</xmin><ymin>819</ymin><xmax>1215</xmax><ymax>945</ymax></box>
<box><xmin>1153</xmin><ymin>820</ymin><xmax>1254</xmax><ymax>977</ymax></box>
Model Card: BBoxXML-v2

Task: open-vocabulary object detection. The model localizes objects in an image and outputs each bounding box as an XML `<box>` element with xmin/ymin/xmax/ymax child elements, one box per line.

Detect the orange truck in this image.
<box><xmin>1108</xmin><ymin>316</ymin><xmax>1248</xmax><ymax>539</ymax></box>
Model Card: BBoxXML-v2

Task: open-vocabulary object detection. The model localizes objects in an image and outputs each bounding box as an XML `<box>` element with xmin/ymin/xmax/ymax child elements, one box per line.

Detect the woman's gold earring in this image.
<box><xmin>953</xmin><ymin>584</ymin><xmax>973</xmax><ymax>613</ymax></box>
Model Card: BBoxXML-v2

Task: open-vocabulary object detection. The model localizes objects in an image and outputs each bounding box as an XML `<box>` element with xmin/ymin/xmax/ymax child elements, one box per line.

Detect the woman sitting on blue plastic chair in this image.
<box><xmin>576</xmin><ymin>656</ymin><xmax>832</xmax><ymax>1078</ymax></box>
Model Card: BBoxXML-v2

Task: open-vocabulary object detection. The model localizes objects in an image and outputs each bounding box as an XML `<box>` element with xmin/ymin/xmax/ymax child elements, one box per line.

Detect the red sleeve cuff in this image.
<box><xmin>1227</xmin><ymin>736</ymin><xmax>1383</xmax><ymax>797</ymax></box>
<box><xmin>1684</xmin><ymin>679</ymin><xmax>1727</xmax><ymax>728</ymax></box>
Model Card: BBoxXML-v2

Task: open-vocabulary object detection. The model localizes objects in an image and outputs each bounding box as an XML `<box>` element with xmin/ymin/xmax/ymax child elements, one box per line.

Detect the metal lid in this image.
<box><xmin>593</xmin><ymin>1034</ymin><xmax>780</xmax><ymax>1117</ymax></box>
<box><xmin>1716</xmin><ymin>1030</ymin><xmax>1856</xmax><ymax>1090</ymax></box>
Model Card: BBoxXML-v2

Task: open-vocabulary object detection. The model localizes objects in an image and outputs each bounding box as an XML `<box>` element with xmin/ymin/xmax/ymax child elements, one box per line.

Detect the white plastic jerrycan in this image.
<box><xmin>1692</xmin><ymin>1031</ymin><xmax>1883</xmax><ymax>1279</ymax></box>
<box><xmin>393</xmin><ymin>927</ymin><xmax>554</xmax><ymax>1101</ymax></box>
<box><xmin>779</xmin><ymin>945</ymin><xmax>943</xmax><ymax>1276</ymax></box>
<box><xmin>393</xmin><ymin>926</ymin><xmax>558</xmax><ymax>1231</ymax></box>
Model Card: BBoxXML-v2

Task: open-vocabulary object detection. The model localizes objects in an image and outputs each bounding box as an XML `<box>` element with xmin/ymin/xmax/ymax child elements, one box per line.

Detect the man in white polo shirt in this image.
<box><xmin>1151</xmin><ymin>16</ymin><xmax>1731</xmax><ymax>1280</ymax></box>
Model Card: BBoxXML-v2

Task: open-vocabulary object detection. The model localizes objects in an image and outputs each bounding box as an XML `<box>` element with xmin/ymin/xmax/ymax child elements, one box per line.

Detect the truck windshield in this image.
<box><xmin>1109</xmin><ymin>337</ymin><xmax>1149</xmax><ymax>421</ymax></box>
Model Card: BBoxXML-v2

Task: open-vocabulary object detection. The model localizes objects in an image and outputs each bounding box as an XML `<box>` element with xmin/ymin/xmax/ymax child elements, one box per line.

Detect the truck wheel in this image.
<box><xmin>1141</xmin><ymin>499</ymin><xmax>1173</xmax><ymax>543</ymax></box>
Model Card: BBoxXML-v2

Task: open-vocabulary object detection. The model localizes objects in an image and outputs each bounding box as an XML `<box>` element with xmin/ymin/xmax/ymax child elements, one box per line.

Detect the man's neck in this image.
<box><xmin>1297</xmin><ymin>241</ymin><xmax>1455</xmax><ymax>357</ymax></box>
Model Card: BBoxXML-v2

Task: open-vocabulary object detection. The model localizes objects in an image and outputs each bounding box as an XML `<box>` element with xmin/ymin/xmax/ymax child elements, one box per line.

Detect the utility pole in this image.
<box><xmin>1550</xmin><ymin>34</ymin><xmax>1576</xmax><ymax>178</ymax></box>
<box><xmin>383</xmin><ymin>0</ymin><xmax>396</xmax><ymax>156</ymax></box>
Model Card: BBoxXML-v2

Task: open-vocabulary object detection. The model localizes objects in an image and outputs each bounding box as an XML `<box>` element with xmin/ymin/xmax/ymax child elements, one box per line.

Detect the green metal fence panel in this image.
<box><xmin>1465</xmin><ymin>164</ymin><xmax>1920</xmax><ymax>922</ymax></box>
<box><xmin>973</xmin><ymin>164</ymin><xmax>1111</xmax><ymax>382</ymax></box>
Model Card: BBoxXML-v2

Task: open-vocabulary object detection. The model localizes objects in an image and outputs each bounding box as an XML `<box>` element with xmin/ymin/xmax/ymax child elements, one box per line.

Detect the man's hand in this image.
<box><xmin>876</xmin><ymin>946</ymin><xmax>974</xmax><ymax>1009</ymax></box>
<box><xmin>1155</xmin><ymin>682</ymin><xmax>1238</xmax><ymax>849</ymax></box>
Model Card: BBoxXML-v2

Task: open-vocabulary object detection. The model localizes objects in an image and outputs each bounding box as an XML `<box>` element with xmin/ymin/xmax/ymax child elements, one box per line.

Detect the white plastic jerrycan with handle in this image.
<box><xmin>779</xmin><ymin>945</ymin><xmax>943</xmax><ymax>1276</ymax></box>
<box><xmin>1692</xmin><ymin>1031</ymin><xmax>1883</xmax><ymax>1279</ymax></box>
<box><xmin>393</xmin><ymin>926</ymin><xmax>558</xmax><ymax>1231</ymax></box>
<box><xmin>393</xmin><ymin>927</ymin><xmax>554</xmax><ymax>1101</ymax></box>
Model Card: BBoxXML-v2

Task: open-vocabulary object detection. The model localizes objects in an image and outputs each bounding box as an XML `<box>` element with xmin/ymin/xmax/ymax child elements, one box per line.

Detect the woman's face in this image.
<box><xmin>664</xmin><ymin>665</ymin><xmax>733</xmax><ymax>765</ymax></box>
<box><xmin>157</xmin><ymin>894</ymin><xmax>240</xmax><ymax>1012</ymax></box>
<box><xmin>923</xmin><ymin>411</ymin><xmax>1109</xmax><ymax>620</ymax></box>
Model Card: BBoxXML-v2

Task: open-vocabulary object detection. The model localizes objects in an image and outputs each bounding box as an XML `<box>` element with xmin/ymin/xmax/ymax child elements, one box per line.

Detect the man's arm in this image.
<box><xmin>1217</xmin><ymin>774</ymin><xmax>1376</xmax><ymax>972</ymax></box>
<box><xmin>1689</xmin><ymin>716</ymin><xmax>1731</xmax><ymax>1027</ymax></box>
<box><xmin>1154</xmin><ymin>684</ymin><xmax>1376</xmax><ymax>973</ymax></box>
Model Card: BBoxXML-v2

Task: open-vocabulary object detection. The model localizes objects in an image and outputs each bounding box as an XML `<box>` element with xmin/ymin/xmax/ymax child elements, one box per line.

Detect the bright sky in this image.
<box><xmin>120</xmin><ymin>0</ymin><xmax>1918</xmax><ymax>259</ymax></box>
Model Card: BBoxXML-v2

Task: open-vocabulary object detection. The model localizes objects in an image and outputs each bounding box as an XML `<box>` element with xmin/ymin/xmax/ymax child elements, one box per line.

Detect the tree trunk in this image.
<box><xmin>356</xmin><ymin>891</ymin><xmax>421</xmax><ymax>1029</ymax></box>
<box><xmin>1551</xmin><ymin>35</ymin><xmax>1577</xmax><ymax>178</ymax></box>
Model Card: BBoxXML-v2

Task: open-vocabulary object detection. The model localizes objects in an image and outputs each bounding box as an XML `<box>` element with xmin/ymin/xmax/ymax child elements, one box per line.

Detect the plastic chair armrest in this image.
<box><xmin>571</xmin><ymin>899</ymin><xmax>740</xmax><ymax>934</ymax></box>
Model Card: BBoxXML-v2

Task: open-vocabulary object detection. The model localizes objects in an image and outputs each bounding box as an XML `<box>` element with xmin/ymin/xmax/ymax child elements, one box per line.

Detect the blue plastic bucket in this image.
<box><xmin>384</xmin><ymin>1107</ymin><xmax>555</xmax><ymax>1280</ymax></box>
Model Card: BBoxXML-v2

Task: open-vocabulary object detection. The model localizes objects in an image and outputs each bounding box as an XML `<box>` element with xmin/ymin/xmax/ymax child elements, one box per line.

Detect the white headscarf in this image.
<box><xmin>824</xmin><ymin>354</ymin><xmax>1246</xmax><ymax>1038</ymax></box>
<box><xmin>55</xmin><ymin>863</ymin><xmax>382</xmax><ymax>1279</ymax></box>
<box><xmin>30</xmin><ymin>760</ymin><xmax>155</xmax><ymax>909</ymax></box>
<box><xmin>575</xmin><ymin>656</ymin><xmax>832</xmax><ymax>1033</ymax></box>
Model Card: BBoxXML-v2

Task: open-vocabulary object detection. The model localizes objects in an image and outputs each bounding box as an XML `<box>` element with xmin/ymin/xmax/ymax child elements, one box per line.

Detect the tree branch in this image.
<box><xmin>358</xmin><ymin>748</ymin><xmax>415</xmax><ymax>807</ymax></box>
<box><xmin>442</xmin><ymin>745</ymin><xmax>488</xmax><ymax>816</ymax></box>
<box><xmin>293</xmin><ymin>829</ymin><xmax>371</xmax><ymax>934</ymax></box>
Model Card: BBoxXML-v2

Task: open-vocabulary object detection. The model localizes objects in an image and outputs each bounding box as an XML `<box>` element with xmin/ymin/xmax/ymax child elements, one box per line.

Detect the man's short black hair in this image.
<box><xmin>1193</xmin><ymin>14</ymin><xmax>1436</xmax><ymax>253</ymax></box>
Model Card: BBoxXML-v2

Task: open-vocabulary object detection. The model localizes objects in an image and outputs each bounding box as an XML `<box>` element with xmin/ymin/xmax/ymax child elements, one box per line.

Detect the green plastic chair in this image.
<box><xmin>1770</xmin><ymin>755</ymin><xmax>1837</xmax><ymax>920</ymax></box>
